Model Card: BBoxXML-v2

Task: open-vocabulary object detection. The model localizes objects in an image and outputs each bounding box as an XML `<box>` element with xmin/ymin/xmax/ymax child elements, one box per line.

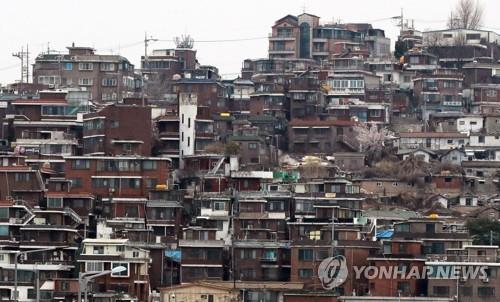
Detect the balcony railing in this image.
<box><xmin>427</xmin><ymin>254</ymin><xmax>500</xmax><ymax>263</ymax></box>
<box><xmin>159</xmin><ymin>131</ymin><xmax>179</xmax><ymax>139</ymax></box>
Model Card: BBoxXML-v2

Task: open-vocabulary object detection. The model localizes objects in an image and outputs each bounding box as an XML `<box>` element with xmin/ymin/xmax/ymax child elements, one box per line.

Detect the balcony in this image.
<box><xmin>427</xmin><ymin>254</ymin><xmax>500</xmax><ymax>263</ymax></box>
<box><xmin>328</xmin><ymin>87</ymin><xmax>365</xmax><ymax>95</ymax></box>
<box><xmin>260</xmin><ymin>256</ymin><xmax>278</xmax><ymax>263</ymax></box>
<box><xmin>313</xmin><ymin>37</ymin><xmax>328</xmax><ymax>43</ymax></box>
<box><xmin>195</xmin><ymin>131</ymin><xmax>214</xmax><ymax>139</ymax></box>
<box><xmin>312</xmin><ymin>51</ymin><xmax>329</xmax><ymax>57</ymax></box>
<box><xmin>268</xmin><ymin>48</ymin><xmax>295</xmax><ymax>54</ymax></box>
<box><xmin>269</xmin><ymin>34</ymin><xmax>296</xmax><ymax>41</ymax></box>
<box><xmin>159</xmin><ymin>131</ymin><xmax>179</xmax><ymax>140</ymax></box>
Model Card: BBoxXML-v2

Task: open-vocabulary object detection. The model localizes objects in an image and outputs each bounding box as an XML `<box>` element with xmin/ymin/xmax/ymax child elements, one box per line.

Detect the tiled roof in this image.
<box><xmin>12</xmin><ymin>99</ymin><xmax>67</xmax><ymax>105</ymax></box>
<box><xmin>289</xmin><ymin>119</ymin><xmax>356</xmax><ymax>127</ymax></box>
<box><xmin>398</xmin><ymin>132</ymin><xmax>468</xmax><ymax>138</ymax></box>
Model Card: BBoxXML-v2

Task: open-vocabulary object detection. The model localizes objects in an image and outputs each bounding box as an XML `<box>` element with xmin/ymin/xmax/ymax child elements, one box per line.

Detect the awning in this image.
<box><xmin>40</xmin><ymin>281</ymin><xmax>55</xmax><ymax>290</ymax></box>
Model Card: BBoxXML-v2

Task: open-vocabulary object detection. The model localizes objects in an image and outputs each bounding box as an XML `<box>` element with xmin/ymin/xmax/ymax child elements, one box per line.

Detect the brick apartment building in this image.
<box><xmin>83</xmin><ymin>104</ymin><xmax>152</xmax><ymax>156</ymax></box>
<box><xmin>268</xmin><ymin>14</ymin><xmax>389</xmax><ymax>61</ymax></box>
<box><xmin>287</xmin><ymin>119</ymin><xmax>359</xmax><ymax>154</ymax></box>
<box><xmin>64</xmin><ymin>156</ymin><xmax>170</xmax><ymax>199</ymax></box>
<box><xmin>33</xmin><ymin>45</ymin><xmax>138</xmax><ymax>102</ymax></box>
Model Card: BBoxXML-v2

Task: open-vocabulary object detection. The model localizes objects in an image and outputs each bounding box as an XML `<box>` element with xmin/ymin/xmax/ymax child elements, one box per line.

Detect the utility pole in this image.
<box><xmin>12</xmin><ymin>46</ymin><xmax>30</xmax><ymax>84</ymax></box>
<box><xmin>142</xmin><ymin>32</ymin><xmax>158</xmax><ymax>106</ymax></box>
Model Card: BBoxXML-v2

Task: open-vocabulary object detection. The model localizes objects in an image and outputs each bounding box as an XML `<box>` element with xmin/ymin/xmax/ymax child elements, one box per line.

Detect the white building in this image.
<box><xmin>179</xmin><ymin>93</ymin><xmax>197</xmax><ymax>169</ymax></box>
<box><xmin>396</xmin><ymin>132</ymin><xmax>469</xmax><ymax>151</ymax></box>
<box><xmin>469</xmin><ymin>134</ymin><xmax>500</xmax><ymax>148</ymax></box>
<box><xmin>423</xmin><ymin>28</ymin><xmax>500</xmax><ymax>47</ymax></box>
<box><xmin>456</xmin><ymin>116</ymin><xmax>484</xmax><ymax>133</ymax></box>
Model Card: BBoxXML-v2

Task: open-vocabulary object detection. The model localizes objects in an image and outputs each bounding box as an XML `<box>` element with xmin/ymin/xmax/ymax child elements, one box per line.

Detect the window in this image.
<box><xmin>84</xmin><ymin>119</ymin><xmax>104</xmax><ymax>130</ymax></box>
<box><xmin>47</xmin><ymin>198</ymin><xmax>63</xmax><ymax>208</ymax></box>
<box><xmin>479</xmin><ymin>136</ymin><xmax>485</xmax><ymax>143</ymax></box>
<box><xmin>459</xmin><ymin>286</ymin><xmax>472</xmax><ymax>297</ymax></box>
<box><xmin>409</xmin><ymin>56</ymin><xmax>419</xmax><ymax>64</ymax></box>
<box><xmin>122</xmin><ymin>143</ymin><xmax>132</xmax><ymax>152</ymax></box>
<box><xmin>142</xmin><ymin>160</ymin><xmax>157</xmax><ymax>170</ymax></box>
<box><xmin>86</xmin><ymin>261</ymin><xmax>103</xmax><ymax>272</ymax></box>
<box><xmin>397</xmin><ymin>281</ymin><xmax>410</xmax><ymax>295</ymax></box>
<box><xmin>116</xmin><ymin>245</ymin><xmax>124</xmax><ymax>252</ymax></box>
<box><xmin>79</xmin><ymin>63</ymin><xmax>93</xmax><ymax>71</ymax></box>
<box><xmin>298</xmin><ymin>249</ymin><xmax>313</xmax><ymax>261</ymax></box>
<box><xmin>124</xmin><ymin>205</ymin><xmax>139</xmax><ymax>217</ymax></box>
<box><xmin>38</xmin><ymin>75</ymin><xmax>61</xmax><ymax>85</ymax></box>
<box><xmin>298</xmin><ymin>269</ymin><xmax>313</xmax><ymax>278</ymax></box>
<box><xmin>241</xmin><ymin>268</ymin><xmax>256</xmax><ymax>279</ymax></box>
<box><xmin>102</xmin><ymin>78</ymin><xmax>117</xmax><ymax>86</ymax></box>
<box><xmin>369</xmin><ymin>110</ymin><xmax>382</xmax><ymax>117</ymax></box>
<box><xmin>0</xmin><ymin>225</ymin><xmax>8</xmax><ymax>236</ymax></box>
<box><xmin>262</xmin><ymin>250</ymin><xmax>277</xmax><ymax>261</ymax></box>
<box><xmin>487</xmin><ymin>89</ymin><xmax>497</xmax><ymax>98</ymax></box>
<box><xmin>63</xmin><ymin>63</ymin><xmax>73</xmax><ymax>70</ymax></box>
<box><xmin>248</xmin><ymin>143</ymin><xmax>257</xmax><ymax>150</ymax></box>
<box><xmin>240</xmin><ymin>249</ymin><xmax>257</xmax><ymax>259</ymax></box>
<box><xmin>0</xmin><ymin>208</ymin><xmax>8</xmax><ymax>219</ymax></box>
<box><xmin>213</xmin><ymin>201</ymin><xmax>226</xmax><ymax>211</ymax></box>
<box><xmin>447</xmin><ymin>140</ymin><xmax>453</xmax><ymax>144</ymax></box>
<box><xmin>100</xmin><ymin>63</ymin><xmax>115</xmax><ymax>71</ymax></box>
<box><xmin>466</xmin><ymin>33</ymin><xmax>481</xmax><ymax>40</ymax></box>
<box><xmin>433</xmin><ymin>286</ymin><xmax>450</xmax><ymax>297</ymax></box>
<box><xmin>187</xmin><ymin>118</ymin><xmax>191</xmax><ymax>128</ymax></box>
<box><xmin>15</xmin><ymin>173</ymin><xmax>31</xmax><ymax>182</ymax></box>
<box><xmin>61</xmin><ymin>281</ymin><xmax>70</xmax><ymax>291</ymax></box>
<box><xmin>478</xmin><ymin>287</ymin><xmax>495</xmax><ymax>297</ymax></box>
<box><xmin>102</xmin><ymin>92</ymin><xmax>118</xmax><ymax>101</ymax></box>
<box><xmin>93</xmin><ymin>246</ymin><xmax>104</xmax><ymax>255</ymax></box>
<box><xmin>111</xmin><ymin>262</ymin><xmax>129</xmax><ymax>277</ymax></box>
<box><xmin>79</xmin><ymin>78</ymin><xmax>93</xmax><ymax>86</ymax></box>
<box><xmin>296</xmin><ymin>200</ymin><xmax>314</xmax><ymax>213</ymax></box>
<box><xmin>267</xmin><ymin>201</ymin><xmax>284</xmax><ymax>211</ymax></box>
<box><xmin>72</xmin><ymin>159</ymin><xmax>90</xmax><ymax>169</ymax></box>
<box><xmin>144</xmin><ymin>178</ymin><xmax>157</xmax><ymax>188</ymax></box>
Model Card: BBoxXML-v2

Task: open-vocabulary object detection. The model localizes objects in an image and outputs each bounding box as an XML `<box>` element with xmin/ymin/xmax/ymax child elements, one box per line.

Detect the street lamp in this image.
<box><xmin>78</xmin><ymin>266</ymin><xmax>126</xmax><ymax>302</ymax></box>
<box><xmin>14</xmin><ymin>247</ymin><xmax>62</xmax><ymax>302</ymax></box>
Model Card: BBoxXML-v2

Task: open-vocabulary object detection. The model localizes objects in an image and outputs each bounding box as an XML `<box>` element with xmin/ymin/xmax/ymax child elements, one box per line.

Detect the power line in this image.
<box><xmin>0</xmin><ymin>64</ymin><xmax>20</xmax><ymax>72</ymax></box>
<box><xmin>157</xmin><ymin>36</ymin><xmax>267</xmax><ymax>43</ymax></box>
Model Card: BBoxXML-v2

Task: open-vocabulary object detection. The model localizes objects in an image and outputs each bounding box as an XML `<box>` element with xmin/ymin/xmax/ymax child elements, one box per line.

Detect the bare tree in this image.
<box><xmin>424</xmin><ymin>32</ymin><xmax>444</xmax><ymax>47</ymax></box>
<box><xmin>447</xmin><ymin>0</ymin><xmax>484</xmax><ymax>30</ymax></box>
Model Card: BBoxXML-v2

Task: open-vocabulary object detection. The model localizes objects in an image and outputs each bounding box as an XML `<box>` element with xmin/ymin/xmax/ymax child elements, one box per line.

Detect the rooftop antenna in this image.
<box><xmin>301</xmin><ymin>4</ymin><xmax>307</xmax><ymax>13</ymax></box>
<box><xmin>174</xmin><ymin>35</ymin><xmax>194</xmax><ymax>49</ymax></box>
